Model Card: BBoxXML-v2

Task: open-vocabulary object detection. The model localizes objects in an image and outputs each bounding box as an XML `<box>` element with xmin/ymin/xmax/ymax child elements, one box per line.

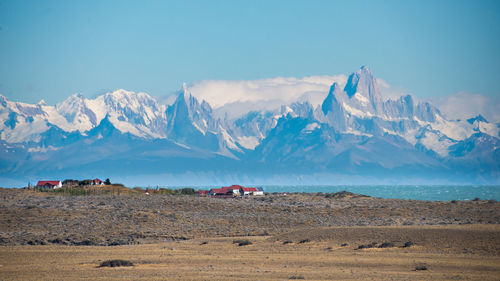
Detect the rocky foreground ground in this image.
<box><xmin>0</xmin><ymin>188</ymin><xmax>499</xmax><ymax>246</ymax></box>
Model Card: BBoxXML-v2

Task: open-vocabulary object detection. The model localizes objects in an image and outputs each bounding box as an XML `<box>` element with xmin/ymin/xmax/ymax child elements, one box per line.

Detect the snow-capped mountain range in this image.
<box><xmin>1</xmin><ymin>67</ymin><xmax>499</xmax><ymax>186</ymax></box>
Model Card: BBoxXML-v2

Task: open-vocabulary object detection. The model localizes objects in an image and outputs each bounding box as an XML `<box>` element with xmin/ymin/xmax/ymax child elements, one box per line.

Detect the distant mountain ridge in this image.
<box><xmin>1</xmin><ymin>67</ymin><xmax>499</xmax><ymax>186</ymax></box>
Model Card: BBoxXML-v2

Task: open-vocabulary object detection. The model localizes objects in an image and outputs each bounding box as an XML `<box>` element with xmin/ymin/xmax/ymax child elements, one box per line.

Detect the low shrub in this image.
<box><xmin>48</xmin><ymin>238</ymin><xmax>66</xmax><ymax>245</ymax></box>
<box><xmin>378</xmin><ymin>242</ymin><xmax>395</xmax><ymax>248</ymax></box>
<box><xmin>403</xmin><ymin>241</ymin><xmax>414</xmax><ymax>248</ymax></box>
<box><xmin>108</xmin><ymin>240</ymin><xmax>128</xmax><ymax>246</ymax></box>
<box><xmin>298</xmin><ymin>238</ymin><xmax>311</xmax><ymax>244</ymax></box>
<box><xmin>238</xmin><ymin>240</ymin><xmax>252</xmax><ymax>246</ymax></box>
<box><xmin>289</xmin><ymin>275</ymin><xmax>305</xmax><ymax>279</ymax></box>
<box><xmin>283</xmin><ymin>240</ymin><xmax>293</xmax><ymax>245</ymax></box>
<box><xmin>178</xmin><ymin>188</ymin><xmax>195</xmax><ymax>195</ymax></box>
<box><xmin>357</xmin><ymin>242</ymin><xmax>377</xmax><ymax>249</ymax></box>
<box><xmin>415</xmin><ymin>264</ymin><xmax>428</xmax><ymax>271</ymax></box>
<box><xmin>98</xmin><ymin>259</ymin><xmax>134</xmax><ymax>267</ymax></box>
<box><xmin>233</xmin><ymin>239</ymin><xmax>252</xmax><ymax>246</ymax></box>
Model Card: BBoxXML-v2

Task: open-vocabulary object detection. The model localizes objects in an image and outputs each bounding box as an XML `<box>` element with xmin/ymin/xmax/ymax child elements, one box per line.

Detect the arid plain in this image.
<box><xmin>1</xmin><ymin>188</ymin><xmax>499</xmax><ymax>280</ymax></box>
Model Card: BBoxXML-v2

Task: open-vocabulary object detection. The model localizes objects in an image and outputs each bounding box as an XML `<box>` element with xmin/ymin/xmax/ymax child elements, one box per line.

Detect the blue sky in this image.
<box><xmin>0</xmin><ymin>0</ymin><xmax>499</xmax><ymax>104</ymax></box>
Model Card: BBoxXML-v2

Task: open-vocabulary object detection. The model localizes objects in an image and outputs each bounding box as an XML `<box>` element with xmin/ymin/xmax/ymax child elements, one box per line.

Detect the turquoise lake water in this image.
<box><xmin>257</xmin><ymin>185</ymin><xmax>500</xmax><ymax>201</ymax></box>
<box><xmin>175</xmin><ymin>185</ymin><xmax>500</xmax><ymax>201</ymax></box>
<box><xmin>163</xmin><ymin>185</ymin><xmax>500</xmax><ymax>201</ymax></box>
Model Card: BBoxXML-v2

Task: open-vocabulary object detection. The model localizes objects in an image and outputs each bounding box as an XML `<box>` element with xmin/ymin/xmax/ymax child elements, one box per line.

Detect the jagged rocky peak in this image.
<box><xmin>173</xmin><ymin>83</ymin><xmax>213</xmax><ymax>116</ymax></box>
<box><xmin>175</xmin><ymin>83</ymin><xmax>197</xmax><ymax>112</ymax></box>
<box><xmin>344</xmin><ymin>66</ymin><xmax>381</xmax><ymax>100</ymax></box>
<box><xmin>321</xmin><ymin>82</ymin><xmax>342</xmax><ymax>115</ymax></box>
<box><xmin>167</xmin><ymin>83</ymin><xmax>217</xmax><ymax>136</ymax></box>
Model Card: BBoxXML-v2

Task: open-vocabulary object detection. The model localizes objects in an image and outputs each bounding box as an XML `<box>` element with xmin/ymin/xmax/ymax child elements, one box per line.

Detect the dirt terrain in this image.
<box><xmin>0</xmin><ymin>188</ymin><xmax>498</xmax><ymax>246</ymax></box>
<box><xmin>0</xmin><ymin>188</ymin><xmax>499</xmax><ymax>280</ymax></box>
<box><xmin>1</xmin><ymin>226</ymin><xmax>499</xmax><ymax>280</ymax></box>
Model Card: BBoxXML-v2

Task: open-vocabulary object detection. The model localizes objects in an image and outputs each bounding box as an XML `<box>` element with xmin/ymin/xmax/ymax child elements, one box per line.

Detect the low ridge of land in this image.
<box><xmin>0</xmin><ymin>188</ymin><xmax>498</xmax><ymax>246</ymax></box>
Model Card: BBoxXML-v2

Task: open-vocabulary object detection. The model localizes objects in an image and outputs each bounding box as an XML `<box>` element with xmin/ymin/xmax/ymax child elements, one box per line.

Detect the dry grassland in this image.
<box><xmin>0</xmin><ymin>226</ymin><xmax>500</xmax><ymax>280</ymax></box>
<box><xmin>1</xmin><ymin>225</ymin><xmax>499</xmax><ymax>280</ymax></box>
<box><xmin>1</xmin><ymin>188</ymin><xmax>499</xmax><ymax>280</ymax></box>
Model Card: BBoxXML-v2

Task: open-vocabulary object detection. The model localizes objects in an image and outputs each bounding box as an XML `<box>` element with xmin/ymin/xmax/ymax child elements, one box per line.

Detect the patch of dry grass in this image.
<box><xmin>0</xmin><ymin>188</ymin><xmax>499</xmax><ymax>246</ymax></box>
<box><xmin>0</xmin><ymin>229</ymin><xmax>499</xmax><ymax>280</ymax></box>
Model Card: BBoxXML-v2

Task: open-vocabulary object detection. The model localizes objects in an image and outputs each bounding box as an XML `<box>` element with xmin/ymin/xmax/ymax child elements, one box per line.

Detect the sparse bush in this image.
<box><xmin>238</xmin><ymin>240</ymin><xmax>252</xmax><ymax>246</ymax></box>
<box><xmin>200</xmin><ymin>241</ymin><xmax>208</xmax><ymax>245</ymax></box>
<box><xmin>357</xmin><ymin>242</ymin><xmax>377</xmax><ymax>249</ymax></box>
<box><xmin>48</xmin><ymin>238</ymin><xmax>66</xmax><ymax>245</ymax></box>
<box><xmin>340</xmin><ymin>243</ymin><xmax>349</xmax><ymax>247</ymax></box>
<box><xmin>108</xmin><ymin>240</ymin><xmax>128</xmax><ymax>246</ymax></box>
<box><xmin>233</xmin><ymin>239</ymin><xmax>252</xmax><ymax>246</ymax></box>
<box><xmin>158</xmin><ymin>188</ymin><xmax>176</xmax><ymax>194</ymax></box>
<box><xmin>75</xmin><ymin>239</ymin><xmax>94</xmax><ymax>246</ymax></box>
<box><xmin>283</xmin><ymin>240</ymin><xmax>293</xmax><ymax>245</ymax></box>
<box><xmin>62</xmin><ymin>179</ymin><xmax>79</xmax><ymax>186</ymax></box>
<box><xmin>298</xmin><ymin>238</ymin><xmax>311</xmax><ymax>244</ymax></box>
<box><xmin>178</xmin><ymin>188</ymin><xmax>195</xmax><ymax>195</ymax></box>
<box><xmin>378</xmin><ymin>242</ymin><xmax>394</xmax><ymax>248</ymax></box>
<box><xmin>415</xmin><ymin>264</ymin><xmax>428</xmax><ymax>271</ymax></box>
<box><xmin>27</xmin><ymin>239</ymin><xmax>46</xmax><ymax>245</ymax></box>
<box><xmin>79</xmin><ymin>179</ymin><xmax>92</xmax><ymax>186</ymax></box>
<box><xmin>403</xmin><ymin>241</ymin><xmax>414</xmax><ymax>248</ymax></box>
<box><xmin>289</xmin><ymin>275</ymin><xmax>305</xmax><ymax>279</ymax></box>
<box><xmin>98</xmin><ymin>259</ymin><xmax>134</xmax><ymax>267</ymax></box>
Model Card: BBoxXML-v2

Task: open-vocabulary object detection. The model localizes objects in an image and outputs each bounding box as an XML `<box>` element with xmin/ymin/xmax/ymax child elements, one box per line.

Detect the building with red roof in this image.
<box><xmin>37</xmin><ymin>180</ymin><xmax>62</xmax><ymax>189</ymax></box>
<box><xmin>240</xmin><ymin>187</ymin><xmax>258</xmax><ymax>196</ymax></box>
<box><xmin>92</xmin><ymin>178</ymin><xmax>104</xmax><ymax>185</ymax></box>
<box><xmin>209</xmin><ymin>188</ymin><xmax>235</xmax><ymax>198</ymax></box>
<box><xmin>221</xmin><ymin>185</ymin><xmax>241</xmax><ymax>195</ymax></box>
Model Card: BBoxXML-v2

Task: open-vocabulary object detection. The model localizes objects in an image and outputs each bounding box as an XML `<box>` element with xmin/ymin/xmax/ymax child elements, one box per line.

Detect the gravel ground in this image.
<box><xmin>0</xmin><ymin>188</ymin><xmax>499</xmax><ymax>246</ymax></box>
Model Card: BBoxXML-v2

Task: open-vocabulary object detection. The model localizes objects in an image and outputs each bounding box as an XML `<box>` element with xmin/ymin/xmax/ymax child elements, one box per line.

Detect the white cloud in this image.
<box><xmin>376</xmin><ymin>78</ymin><xmax>408</xmax><ymax>100</ymax></box>
<box><xmin>188</xmin><ymin>75</ymin><xmax>348</xmax><ymax>107</ymax></box>
<box><xmin>182</xmin><ymin>75</ymin><xmax>347</xmax><ymax>118</ymax></box>
<box><xmin>431</xmin><ymin>92</ymin><xmax>500</xmax><ymax>123</ymax></box>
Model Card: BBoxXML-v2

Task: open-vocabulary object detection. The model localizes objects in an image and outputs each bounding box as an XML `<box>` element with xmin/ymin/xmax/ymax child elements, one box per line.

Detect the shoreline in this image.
<box><xmin>0</xmin><ymin>184</ymin><xmax>500</xmax><ymax>202</ymax></box>
<box><xmin>4</xmin><ymin>184</ymin><xmax>500</xmax><ymax>201</ymax></box>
